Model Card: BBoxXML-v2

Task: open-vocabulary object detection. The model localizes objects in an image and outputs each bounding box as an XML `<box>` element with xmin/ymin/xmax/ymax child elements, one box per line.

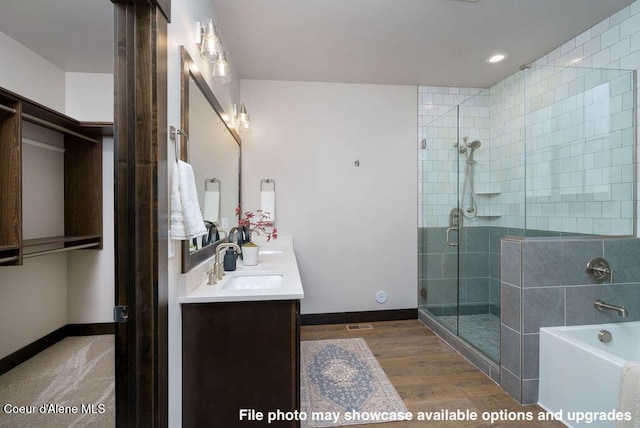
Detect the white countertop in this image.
<box><xmin>179</xmin><ymin>236</ymin><xmax>304</xmax><ymax>303</ymax></box>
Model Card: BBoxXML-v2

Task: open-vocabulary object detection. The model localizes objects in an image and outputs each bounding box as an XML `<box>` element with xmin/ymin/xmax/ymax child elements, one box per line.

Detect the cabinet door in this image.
<box><xmin>183</xmin><ymin>300</ymin><xmax>299</xmax><ymax>427</ymax></box>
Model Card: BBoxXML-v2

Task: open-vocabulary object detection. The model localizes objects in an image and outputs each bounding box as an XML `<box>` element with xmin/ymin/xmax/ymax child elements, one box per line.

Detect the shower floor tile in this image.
<box><xmin>437</xmin><ymin>313</ymin><xmax>501</xmax><ymax>363</ymax></box>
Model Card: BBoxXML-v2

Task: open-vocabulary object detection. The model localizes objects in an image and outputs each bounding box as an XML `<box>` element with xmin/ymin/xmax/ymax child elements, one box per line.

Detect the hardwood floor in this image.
<box><xmin>300</xmin><ymin>320</ymin><xmax>565</xmax><ymax>427</ymax></box>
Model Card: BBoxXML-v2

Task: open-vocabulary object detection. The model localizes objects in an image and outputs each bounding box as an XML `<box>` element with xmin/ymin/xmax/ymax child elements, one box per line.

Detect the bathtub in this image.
<box><xmin>538</xmin><ymin>321</ymin><xmax>640</xmax><ymax>427</ymax></box>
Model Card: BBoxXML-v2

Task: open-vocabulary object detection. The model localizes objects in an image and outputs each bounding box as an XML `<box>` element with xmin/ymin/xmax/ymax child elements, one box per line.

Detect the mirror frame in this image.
<box><xmin>179</xmin><ymin>46</ymin><xmax>241</xmax><ymax>273</ymax></box>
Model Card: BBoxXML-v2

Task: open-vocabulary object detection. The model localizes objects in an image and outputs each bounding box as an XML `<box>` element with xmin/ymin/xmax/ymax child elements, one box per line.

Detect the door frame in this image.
<box><xmin>112</xmin><ymin>0</ymin><xmax>170</xmax><ymax>426</ymax></box>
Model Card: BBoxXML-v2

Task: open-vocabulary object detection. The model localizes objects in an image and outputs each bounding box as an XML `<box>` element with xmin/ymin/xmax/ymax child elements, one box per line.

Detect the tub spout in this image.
<box><xmin>594</xmin><ymin>299</ymin><xmax>628</xmax><ymax>317</ymax></box>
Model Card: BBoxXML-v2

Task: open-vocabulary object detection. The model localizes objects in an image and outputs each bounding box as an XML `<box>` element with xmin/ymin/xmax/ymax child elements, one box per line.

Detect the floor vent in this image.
<box><xmin>346</xmin><ymin>323</ymin><xmax>374</xmax><ymax>331</ymax></box>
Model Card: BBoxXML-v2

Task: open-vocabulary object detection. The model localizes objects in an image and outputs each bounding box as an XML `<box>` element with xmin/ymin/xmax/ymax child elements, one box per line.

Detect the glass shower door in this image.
<box><xmin>418</xmin><ymin>105</ymin><xmax>461</xmax><ymax>335</ymax></box>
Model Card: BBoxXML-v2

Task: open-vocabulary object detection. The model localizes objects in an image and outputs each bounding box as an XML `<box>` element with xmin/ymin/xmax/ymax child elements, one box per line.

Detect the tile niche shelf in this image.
<box><xmin>474</xmin><ymin>191</ymin><xmax>502</xmax><ymax>218</ymax></box>
<box><xmin>0</xmin><ymin>86</ymin><xmax>112</xmax><ymax>266</ymax></box>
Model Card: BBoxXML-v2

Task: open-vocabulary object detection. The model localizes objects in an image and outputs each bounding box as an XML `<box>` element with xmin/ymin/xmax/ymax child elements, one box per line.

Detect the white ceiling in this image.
<box><xmin>0</xmin><ymin>0</ymin><xmax>113</xmax><ymax>74</ymax></box>
<box><xmin>0</xmin><ymin>0</ymin><xmax>635</xmax><ymax>87</ymax></box>
<box><xmin>213</xmin><ymin>0</ymin><xmax>636</xmax><ymax>87</ymax></box>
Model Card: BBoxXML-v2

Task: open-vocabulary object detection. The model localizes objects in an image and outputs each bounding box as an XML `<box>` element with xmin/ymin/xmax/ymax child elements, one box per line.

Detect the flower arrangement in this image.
<box><xmin>235</xmin><ymin>205</ymin><xmax>278</xmax><ymax>242</ymax></box>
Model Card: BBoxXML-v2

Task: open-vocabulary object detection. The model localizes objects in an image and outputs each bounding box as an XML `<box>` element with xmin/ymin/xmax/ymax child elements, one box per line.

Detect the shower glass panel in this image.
<box><xmin>419</xmin><ymin>104</ymin><xmax>461</xmax><ymax>334</ymax></box>
<box><xmin>419</xmin><ymin>65</ymin><xmax>636</xmax><ymax>365</ymax></box>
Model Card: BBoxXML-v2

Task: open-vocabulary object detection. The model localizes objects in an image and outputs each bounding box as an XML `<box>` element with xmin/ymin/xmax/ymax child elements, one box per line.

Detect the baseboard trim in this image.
<box><xmin>66</xmin><ymin>322</ymin><xmax>116</xmax><ymax>336</ymax></box>
<box><xmin>0</xmin><ymin>322</ymin><xmax>115</xmax><ymax>376</ymax></box>
<box><xmin>301</xmin><ymin>308</ymin><xmax>417</xmax><ymax>326</ymax></box>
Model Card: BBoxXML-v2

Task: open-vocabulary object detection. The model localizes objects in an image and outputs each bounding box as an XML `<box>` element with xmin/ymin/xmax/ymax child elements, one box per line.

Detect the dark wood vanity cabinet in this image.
<box><xmin>182</xmin><ymin>299</ymin><xmax>301</xmax><ymax>427</ymax></box>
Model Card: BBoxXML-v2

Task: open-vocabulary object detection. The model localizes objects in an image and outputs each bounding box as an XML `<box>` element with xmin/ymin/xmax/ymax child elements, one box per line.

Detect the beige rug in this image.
<box><xmin>0</xmin><ymin>335</ymin><xmax>114</xmax><ymax>428</ymax></box>
<box><xmin>300</xmin><ymin>338</ymin><xmax>409</xmax><ymax>427</ymax></box>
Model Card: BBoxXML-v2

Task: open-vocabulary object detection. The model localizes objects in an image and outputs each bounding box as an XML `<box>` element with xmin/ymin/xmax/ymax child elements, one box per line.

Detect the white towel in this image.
<box><xmin>260</xmin><ymin>190</ymin><xmax>275</xmax><ymax>223</ymax></box>
<box><xmin>616</xmin><ymin>361</ymin><xmax>640</xmax><ymax>428</ymax></box>
<box><xmin>170</xmin><ymin>160</ymin><xmax>207</xmax><ymax>240</ymax></box>
<box><xmin>203</xmin><ymin>190</ymin><xmax>220</xmax><ymax>224</ymax></box>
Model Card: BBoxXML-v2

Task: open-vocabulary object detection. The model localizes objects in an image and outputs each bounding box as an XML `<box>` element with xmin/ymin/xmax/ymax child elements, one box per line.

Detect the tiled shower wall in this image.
<box><xmin>500</xmin><ymin>236</ymin><xmax>640</xmax><ymax>404</ymax></box>
<box><xmin>418</xmin><ymin>226</ymin><xmax>499</xmax><ymax>315</ymax></box>
<box><xmin>419</xmin><ymin>226</ymin><xmax>580</xmax><ymax>316</ymax></box>
<box><xmin>419</xmin><ymin>1</ymin><xmax>640</xmax><ymax>236</ymax></box>
<box><xmin>420</xmin><ymin>65</ymin><xmax>635</xmax><ymax>235</ymax></box>
<box><xmin>418</xmin><ymin>86</ymin><xmax>485</xmax><ymax>228</ymax></box>
<box><xmin>417</xmin><ymin>0</ymin><xmax>640</xmax><ymax>406</ymax></box>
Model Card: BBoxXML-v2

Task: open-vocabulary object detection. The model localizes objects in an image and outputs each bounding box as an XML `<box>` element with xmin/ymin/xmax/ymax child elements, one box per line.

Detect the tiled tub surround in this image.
<box><xmin>418</xmin><ymin>226</ymin><xmax>587</xmax><ymax>364</ymax></box>
<box><xmin>500</xmin><ymin>236</ymin><xmax>640</xmax><ymax>404</ymax></box>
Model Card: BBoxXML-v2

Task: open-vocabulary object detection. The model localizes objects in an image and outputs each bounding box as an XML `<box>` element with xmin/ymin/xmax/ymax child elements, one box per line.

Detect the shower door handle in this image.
<box><xmin>446</xmin><ymin>227</ymin><xmax>459</xmax><ymax>246</ymax></box>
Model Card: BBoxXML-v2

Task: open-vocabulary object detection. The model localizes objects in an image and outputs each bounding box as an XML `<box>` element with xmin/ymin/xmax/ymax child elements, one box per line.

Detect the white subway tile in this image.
<box><xmin>610</xmin><ymin>38</ymin><xmax>631</xmax><ymax>62</ymax></box>
<box><xmin>583</xmin><ymin>36</ymin><xmax>602</xmax><ymax>58</ymax></box>
<box><xmin>601</xmin><ymin>26</ymin><xmax>620</xmax><ymax>49</ymax></box>
<box><xmin>619</xmin><ymin>49</ymin><xmax>640</xmax><ymax>70</ymax></box>
<box><xmin>592</xmin><ymin>47</ymin><xmax>612</xmax><ymax>68</ymax></box>
<box><xmin>620</xmin><ymin>10</ymin><xmax>640</xmax><ymax>38</ymax></box>
<box><xmin>591</xmin><ymin>18</ymin><xmax>611</xmax><ymax>37</ymax></box>
<box><xmin>610</xmin><ymin>6</ymin><xmax>631</xmax><ymax>27</ymax></box>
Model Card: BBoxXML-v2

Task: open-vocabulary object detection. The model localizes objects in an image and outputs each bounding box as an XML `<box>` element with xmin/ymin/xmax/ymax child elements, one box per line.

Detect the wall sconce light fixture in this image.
<box><xmin>196</xmin><ymin>18</ymin><xmax>232</xmax><ymax>84</ymax></box>
<box><xmin>234</xmin><ymin>103</ymin><xmax>251</xmax><ymax>133</ymax></box>
<box><xmin>196</xmin><ymin>19</ymin><xmax>220</xmax><ymax>62</ymax></box>
<box><xmin>212</xmin><ymin>50</ymin><xmax>232</xmax><ymax>84</ymax></box>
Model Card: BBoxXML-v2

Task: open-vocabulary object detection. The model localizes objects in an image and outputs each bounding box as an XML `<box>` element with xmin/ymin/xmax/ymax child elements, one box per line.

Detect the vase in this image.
<box><xmin>242</xmin><ymin>245</ymin><xmax>259</xmax><ymax>266</ymax></box>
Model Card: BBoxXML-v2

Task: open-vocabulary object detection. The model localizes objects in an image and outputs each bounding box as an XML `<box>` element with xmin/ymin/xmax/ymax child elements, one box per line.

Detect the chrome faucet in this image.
<box><xmin>208</xmin><ymin>243</ymin><xmax>241</xmax><ymax>284</ymax></box>
<box><xmin>594</xmin><ymin>299</ymin><xmax>628</xmax><ymax>318</ymax></box>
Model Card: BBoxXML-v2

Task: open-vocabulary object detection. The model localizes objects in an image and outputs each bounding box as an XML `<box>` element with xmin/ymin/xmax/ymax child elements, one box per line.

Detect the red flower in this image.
<box><xmin>236</xmin><ymin>205</ymin><xmax>278</xmax><ymax>241</ymax></box>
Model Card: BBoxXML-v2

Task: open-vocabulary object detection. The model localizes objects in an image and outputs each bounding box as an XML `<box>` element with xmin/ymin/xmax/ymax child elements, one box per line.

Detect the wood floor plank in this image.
<box><xmin>300</xmin><ymin>320</ymin><xmax>565</xmax><ymax>428</ymax></box>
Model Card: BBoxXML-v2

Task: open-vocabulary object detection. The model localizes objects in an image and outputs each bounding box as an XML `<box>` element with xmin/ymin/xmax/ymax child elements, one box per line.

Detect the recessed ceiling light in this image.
<box><xmin>487</xmin><ymin>53</ymin><xmax>507</xmax><ymax>63</ymax></box>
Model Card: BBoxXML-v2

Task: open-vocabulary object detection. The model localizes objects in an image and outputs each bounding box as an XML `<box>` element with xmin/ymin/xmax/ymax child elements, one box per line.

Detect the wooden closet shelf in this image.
<box><xmin>22</xmin><ymin>235</ymin><xmax>102</xmax><ymax>247</ymax></box>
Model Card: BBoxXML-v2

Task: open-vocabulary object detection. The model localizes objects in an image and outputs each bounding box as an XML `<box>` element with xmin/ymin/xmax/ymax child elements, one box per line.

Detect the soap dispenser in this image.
<box><xmin>223</xmin><ymin>248</ymin><xmax>238</xmax><ymax>271</ymax></box>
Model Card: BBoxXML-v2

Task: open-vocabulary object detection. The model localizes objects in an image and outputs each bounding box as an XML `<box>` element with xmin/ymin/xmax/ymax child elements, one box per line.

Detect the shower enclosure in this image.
<box><xmin>418</xmin><ymin>65</ymin><xmax>636</xmax><ymax>365</ymax></box>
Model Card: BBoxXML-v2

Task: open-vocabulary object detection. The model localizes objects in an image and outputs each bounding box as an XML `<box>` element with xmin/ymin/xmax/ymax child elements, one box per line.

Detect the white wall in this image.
<box><xmin>240</xmin><ymin>80</ymin><xmax>417</xmax><ymax>315</ymax></box>
<box><xmin>67</xmin><ymin>137</ymin><xmax>115</xmax><ymax>324</ymax></box>
<box><xmin>0</xmin><ymin>255</ymin><xmax>67</xmax><ymax>359</ymax></box>
<box><xmin>65</xmin><ymin>71</ymin><xmax>115</xmax><ymax>324</ymax></box>
<box><xmin>0</xmin><ymin>30</ymin><xmax>114</xmax><ymax>357</ymax></box>
<box><xmin>166</xmin><ymin>1</ymin><xmax>241</xmax><ymax>425</ymax></box>
<box><xmin>65</xmin><ymin>73</ymin><xmax>114</xmax><ymax>122</ymax></box>
<box><xmin>0</xmin><ymin>29</ymin><xmax>65</xmax><ymax>112</ymax></box>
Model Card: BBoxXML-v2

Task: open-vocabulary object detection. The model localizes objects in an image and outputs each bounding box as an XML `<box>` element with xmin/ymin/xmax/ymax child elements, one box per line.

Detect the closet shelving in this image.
<box><xmin>0</xmin><ymin>86</ymin><xmax>112</xmax><ymax>266</ymax></box>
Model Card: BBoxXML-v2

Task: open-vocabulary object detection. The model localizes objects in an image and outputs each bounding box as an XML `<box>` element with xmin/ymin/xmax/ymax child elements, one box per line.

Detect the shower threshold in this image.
<box><xmin>418</xmin><ymin>309</ymin><xmax>501</xmax><ymax>385</ymax></box>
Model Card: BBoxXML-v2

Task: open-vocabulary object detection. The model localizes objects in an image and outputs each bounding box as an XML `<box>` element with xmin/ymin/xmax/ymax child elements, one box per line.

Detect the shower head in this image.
<box><xmin>466</xmin><ymin>140</ymin><xmax>481</xmax><ymax>164</ymax></box>
<box><xmin>467</xmin><ymin>140</ymin><xmax>481</xmax><ymax>150</ymax></box>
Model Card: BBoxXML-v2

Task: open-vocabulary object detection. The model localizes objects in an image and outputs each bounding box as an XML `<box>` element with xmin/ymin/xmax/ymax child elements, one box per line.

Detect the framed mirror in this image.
<box><xmin>179</xmin><ymin>47</ymin><xmax>241</xmax><ymax>273</ymax></box>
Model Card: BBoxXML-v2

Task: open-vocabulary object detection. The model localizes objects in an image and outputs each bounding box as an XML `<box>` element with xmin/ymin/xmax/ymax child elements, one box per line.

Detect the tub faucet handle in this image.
<box><xmin>586</xmin><ymin>258</ymin><xmax>613</xmax><ymax>284</ymax></box>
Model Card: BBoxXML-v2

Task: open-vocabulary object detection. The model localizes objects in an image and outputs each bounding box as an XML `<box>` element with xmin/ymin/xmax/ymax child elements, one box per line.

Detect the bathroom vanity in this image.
<box><xmin>180</xmin><ymin>237</ymin><xmax>304</xmax><ymax>427</ymax></box>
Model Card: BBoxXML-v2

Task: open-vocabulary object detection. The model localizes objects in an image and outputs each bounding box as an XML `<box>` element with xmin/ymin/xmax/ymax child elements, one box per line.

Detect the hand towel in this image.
<box><xmin>260</xmin><ymin>190</ymin><xmax>276</xmax><ymax>224</ymax></box>
<box><xmin>203</xmin><ymin>190</ymin><xmax>220</xmax><ymax>224</ymax></box>
<box><xmin>170</xmin><ymin>160</ymin><xmax>207</xmax><ymax>240</ymax></box>
<box><xmin>616</xmin><ymin>361</ymin><xmax>640</xmax><ymax>428</ymax></box>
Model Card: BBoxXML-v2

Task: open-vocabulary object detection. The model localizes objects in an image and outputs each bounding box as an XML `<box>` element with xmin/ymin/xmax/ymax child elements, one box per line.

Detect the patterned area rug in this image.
<box><xmin>300</xmin><ymin>338</ymin><xmax>409</xmax><ymax>427</ymax></box>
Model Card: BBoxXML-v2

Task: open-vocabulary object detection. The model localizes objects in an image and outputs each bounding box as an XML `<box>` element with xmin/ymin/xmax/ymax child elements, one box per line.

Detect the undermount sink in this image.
<box><xmin>222</xmin><ymin>273</ymin><xmax>284</xmax><ymax>290</ymax></box>
<box><xmin>259</xmin><ymin>247</ymin><xmax>284</xmax><ymax>255</ymax></box>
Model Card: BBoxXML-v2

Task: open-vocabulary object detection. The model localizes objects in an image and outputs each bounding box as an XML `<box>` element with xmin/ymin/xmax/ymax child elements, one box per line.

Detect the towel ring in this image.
<box><xmin>204</xmin><ymin>178</ymin><xmax>220</xmax><ymax>191</ymax></box>
<box><xmin>260</xmin><ymin>178</ymin><xmax>275</xmax><ymax>192</ymax></box>
<box><xmin>170</xmin><ymin>125</ymin><xmax>190</xmax><ymax>163</ymax></box>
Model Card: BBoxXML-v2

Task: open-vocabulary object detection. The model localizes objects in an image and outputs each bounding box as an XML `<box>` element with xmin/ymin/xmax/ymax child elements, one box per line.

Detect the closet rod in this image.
<box><xmin>23</xmin><ymin>242</ymin><xmax>100</xmax><ymax>259</ymax></box>
<box><xmin>22</xmin><ymin>113</ymin><xmax>99</xmax><ymax>144</ymax></box>
<box><xmin>0</xmin><ymin>104</ymin><xmax>16</xmax><ymax>114</ymax></box>
<box><xmin>0</xmin><ymin>255</ymin><xmax>18</xmax><ymax>264</ymax></box>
